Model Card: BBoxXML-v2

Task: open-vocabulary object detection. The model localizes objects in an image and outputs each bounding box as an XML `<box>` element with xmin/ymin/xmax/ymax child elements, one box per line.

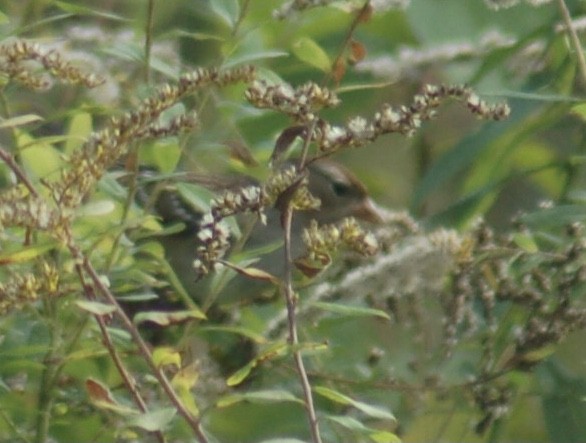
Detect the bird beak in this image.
<box><xmin>352</xmin><ymin>198</ymin><xmax>385</xmax><ymax>224</ymax></box>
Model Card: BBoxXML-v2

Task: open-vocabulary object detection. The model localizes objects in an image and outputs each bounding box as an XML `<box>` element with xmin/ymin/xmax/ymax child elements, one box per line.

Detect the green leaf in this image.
<box><xmin>257</xmin><ymin>440</ymin><xmax>309</xmax><ymax>443</ymax></box>
<box><xmin>370</xmin><ymin>431</ymin><xmax>402</xmax><ymax>443</ymax></box>
<box><xmin>209</xmin><ymin>0</ymin><xmax>240</xmax><ymax>28</ymax></box>
<box><xmin>75</xmin><ymin>301</ymin><xmax>117</xmax><ymax>316</ymax></box>
<box><xmin>152</xmin><ymin>346</ymin><xmax>182</xmax><ymax>369</ymax></box>
<box><xmin>292</xmin><ymin>37</ymin><xmax>331</xmax><ymax>72</ymax></box>
<box><xmin>64</xmin><ymin>111</ymin><xmax>92</xmax><ymax>155</ymax></box>
<box><xmin>129</xmin><ymin>408</ymin><xmax>176</xmax><ymax>432</ymax></box>
<box><xmin>77</xmin><ymin>200</ymin><xmax>116</xmax><ymax>217</ymax></box>
<box><xmin>227</xmin><ymin>342</ymin><xmax>288</xmax><ymax>386</ymax></box>
<box><xmin>315</xmin><ymin>386</ymin><xmax>395</xmax><ymax>421</ymax></box>
<box><xmin>326</xmin><ymin>415</ymin><xmax>371</xmax><ymax>432</ymax></box>
<box><xmin>521</xmin><ymin>205</ymin><xmax>586</xmax><ymax>227</ymax></box>
<box><xmin>538</xmin><ymin>361</ymin><xmax>586</xmax><ymax>443</ymax></box>
<box><xmin>311</xmin><ymin>301</ymin><xmax>390</xmax><ymax>320</ymax></box>
<box><xmin>175</xmin><ymin>182</ymin><xmax>215</xmax><ymax>214</ymax></box>
<box><xmin>17</xmin><ymin>130</ymin><xmax>64</xmax><ymax>181</ymax></box>
<box><xmin>0</xmin><ymin>114</ymin><xmax>43</xmax><ymax>129</ymax></box>
<box><xmin>511</xmin><ymin>232</ymin><xmax>539</xmax><ymax>253</ymax></box>
<box><xmin>570</xmin><ymin>103</ymin><xmax>586</xmax><ymax>121</ymax></box>
<box><xmin>133</xmin><ymin>309</ymin><xmax>206</xmax><ymax>326</ymax></box>
<box><xmin>0</xmin><ymin>242</ymin><xmax>57</xmax><ymax>265</ymax></box>
<box><xmin>200</xmin><ymin>325</ymin><xmax>267</xmax><ymax>344</ymax></box>
<box><xmin>141</xmin><ymin>139</ymin><xmax>182</xmax><ymax>173</ymax></box>
<box><xmin>216</xmin><ymin>389</ymin><xmax>301</xmax><ymax>408</ymax></box>
<box><xmin>53</xmin><ymin>1</ymin><xmax>128</xmax><ymax>21</ymax></box>
<box><xmin>223</xmin><ymin>50</ymin><xmax>289</xmax><ymax>68</ymax></box>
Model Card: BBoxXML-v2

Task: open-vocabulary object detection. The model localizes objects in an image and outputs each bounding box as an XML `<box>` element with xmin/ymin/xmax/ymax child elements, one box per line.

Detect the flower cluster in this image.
<box><xmin>263</xmin><ymin>165</ymin><xmax>321</xmax><ymax>212</ymax></box>
<box><xmin>0</xmin><ymin>40</ymin><xmax>104</xmax><ymax>90</ymax></box>
<box><xmin>193</xmin><ymin>166</ymin><xmax>322</xmax><ymax>275</ymax></box>
<box><xmin>314</xmin><ymin>83</ymin><xmax>510</xmax><ymax>152</ymax></box>
<box><xmin>193</xmin><ymin>214</ymin><xmax>232</xmax><ymax>276</ymax></box>
<box><xmin>0</xmin><ymin>188</ymin><xmax>64</xmax><ymax>234</ymax></box>
<box><xmin>194</xmin><ymin>184</ymin><xmax>272</xmax><ymax>275</ymax></box>
<box><xmin>245</xmin><ymin>80</ymin><xmax>340</xmax><ymax>124</ymax></box>
<box><xmin>0</xmin><ymin>261</ymin><xmax>60</xmax><ymax>315</ymax></box>
<box><xmin>50</xmin><ymin>66</ymin><xmax>255</xmax><ymax>209</ymax></box>
<box><xmin>297</xmin><ymin>217</ymin><xmax>378</xmax><ymax>274</ymax></box>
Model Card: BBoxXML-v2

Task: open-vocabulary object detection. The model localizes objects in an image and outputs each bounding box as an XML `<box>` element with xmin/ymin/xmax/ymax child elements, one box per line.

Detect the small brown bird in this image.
<box><xmin>144</xmin><ymin>159</ymin><xmax>382</xmax><ymax>309</ymax></box>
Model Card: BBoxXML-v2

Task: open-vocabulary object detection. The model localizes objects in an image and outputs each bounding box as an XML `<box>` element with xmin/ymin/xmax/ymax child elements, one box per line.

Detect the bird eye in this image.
<box><xmin>331</xmin><ymin>181</ymin><xmax>351</xmax><ymax>197</ymax></box>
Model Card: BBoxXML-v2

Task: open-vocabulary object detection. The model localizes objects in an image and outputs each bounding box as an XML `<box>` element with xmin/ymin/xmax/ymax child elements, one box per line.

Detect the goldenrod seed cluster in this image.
<box><xmin>246</xmin><ymin>80</ymin><xmax>340</xmax><ymax>124</ymax></box>
<box><xmin>302</xmin><ymin>217</ymin><xmax>379</xmax><ymax>263</ymax></box>
<box><xmin>0</xmin><ymin>40</ymin><xmax>104</xmax><ymax>90</ymax></box>
<box><xmin>0</xmin><ymin>262</ymin><xmax>60</xmax><ymax>315</ymax></box>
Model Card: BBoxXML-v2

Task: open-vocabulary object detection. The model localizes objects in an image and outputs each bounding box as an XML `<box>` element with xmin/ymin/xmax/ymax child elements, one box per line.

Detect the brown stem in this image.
<box><xmin>0</xmin><ymin>146</ymin><xmax>39</xmax><ymax>197</ymax></box>
<box><xmin>281</xmin><ymin>204</ymin><xmax>322</xmax><ymax>443</ymax></box>
<box><xmin>73</xmin><ymin>263</ymin><xmax>167</xmax><ymax>443</ymax></box>
<box><xmin>69</xmin><ymin>243</ymin><xmax>209</xmax><ymax>443</ymax></box>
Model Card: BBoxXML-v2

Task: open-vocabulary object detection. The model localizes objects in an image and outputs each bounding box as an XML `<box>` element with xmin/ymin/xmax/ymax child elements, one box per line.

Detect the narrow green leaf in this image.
<box><xmin>521</xmin><ymin>205</ymin><xmax>586</xmax><ymax>227</ymax></box>
<box><xmin>292</xmin><ymin>37</ymin><xmax>331</xmax><ymax>72</ymax></box>
<box><xmin>226</xmin><ymin>359</ymin><xmax>256</xmax><ymax>387</ymax></box>
<box><xmin>75</xmin><ymin>301</ymin><xmax>117</xmax><ymax>316</ymax></box>
<box><xmin>129</xmin><ymin>408</ymin><xmax>176</xmax><ymax>432</ymax></box>
<box><xmin>216</xmin><ymin>389</ymin><xmax>301</xmax><ymax>408</ymax></box>
<box><xmin>0</xmin><ymin>242</ymin><xmax>57</xmax><ymax>265</ymax></box>
<box><xmin>370</xmin><ymin>431</ymin><xmax>402</xmax><ymax>443</ymax></box>
<box><xmin>257</xmin><ymin>439</ymin><xmax>308</xmax><ymax>443</ymax></box>
<box><xmin>133</xmin><ymin>309</ymin><xmax>206</xmax><ymax>326</ymax></box>
<box><xmin>209</xmin><ymin>0</ymin><xmax>240</xmax><ymax>28</ymax></box>
<box><xmin>223</xmin><ymin>50</ymin><xmax>289</xmax><ymax>68</ymax></box>
<box><xmin>200</xmin><ymin>325</ymin><xmax>267</xmax><ymax>344</ymax></box>
<box><xmin>327</xmin><ymin>415</ymin><xmax>370</xmax><ymax>432</ymax></box>
<box><xmin>0</xmin><ymin>114</ymin><xmax>43</xmax><ymax>129</ymax></box>
<box><xmin>227</xmin><ymin>342</ymin><xmax>288</xmax><ymax>386</ymax></box>
<box><xmin>53</xmin><ymin>1</ymin><xmax>128</xmax><ymax>21</ymax></box>
<box><xmin>77</xmin><ymin>200</ymin><xmax>116</xmax><ymax>217</ymax></box>
<box><xmin>64</xmin><ymin>111</ymin><xmax>92</xmax><ymax>155</ymax></box>
<box><xmin>315</xmin><ymin>386</ymin><xmax>395</xmax><ymax>420</ymax></box>
<box><xmin>311</xmin><ymin>301</ymin><xmax>390</xmax><ymax>320</ymax></box>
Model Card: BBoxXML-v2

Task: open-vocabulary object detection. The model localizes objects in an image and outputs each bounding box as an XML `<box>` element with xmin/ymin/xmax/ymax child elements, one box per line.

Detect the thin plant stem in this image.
<box><xmin>71</xmin><ymin>245</ymin><xmax>209</xmax><ymax>443</ymax></box>
<box><xmin>144</xmin><ymin>0</ymin><xmax>155</xmax><ymax>84</ymax></box>
<box><xmin>34</xmin><ymin>300</ymin><xmax>60</xmax><ymax>443</ymax></box>
<box><xmin>73</xmin><ymin>262</ymin><xmax>167</xmax><ymax>443</ymax></box>
<box><xmin>281</xmin><ymin>204</ymin><xmax>322</xmax><ymax>443</ymax></box>
<box><xmin>556</xmin><ymin>0</ymin><xmax>586</xmax><ymax>88</ymax></box>
<box><xmin>0</xmin><ymin>144</ymin><xmax>203</xmax><ymax>443</ymax></box>
<box><xmin>282</xmin><ymin>4</ymin><xmax>373</xmax><ymax>440</ymax></box>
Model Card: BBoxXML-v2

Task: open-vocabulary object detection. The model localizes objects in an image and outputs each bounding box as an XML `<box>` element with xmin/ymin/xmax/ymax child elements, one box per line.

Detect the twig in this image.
<box><xmin>0</xmin><ymin>146</ymin><xmax>39</xmax><ymax>197</ymax></box>
<box><xmin>73</xmin><ymin>262</ymin><xmax>167</xmax><ymax>443</ymax></box>
<box><xmin>68</xmin><ymin>242</ymin><xmax>209</xmax><ymax>443</ymax></box>
<box><xmin>282</xmin><ymin>205</ymin><xmax>322</xmax><ymax>443</ymax></box>
<box><xmin>556</xmin><ymin>0</ymin><xmax>586</xmax><ymax>88</ymax></box>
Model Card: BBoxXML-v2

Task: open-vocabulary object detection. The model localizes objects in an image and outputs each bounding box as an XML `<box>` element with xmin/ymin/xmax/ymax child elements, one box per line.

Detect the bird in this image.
<box><xmin>129</xmin><ymin>158</ymin><xmax>383</xmax><ymax>373</ymax></box>
<box><xmin>142</xmin><ymin>159</ymin><xmax>382</xmax><ymax>308</ymax></box>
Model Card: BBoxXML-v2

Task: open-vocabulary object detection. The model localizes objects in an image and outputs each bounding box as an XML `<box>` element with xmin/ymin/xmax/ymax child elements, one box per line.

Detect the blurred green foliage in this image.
<box><xmin>1</xmin><ymin>1</ymin><xmax>586</xmax><ymax>442</ymax></box>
